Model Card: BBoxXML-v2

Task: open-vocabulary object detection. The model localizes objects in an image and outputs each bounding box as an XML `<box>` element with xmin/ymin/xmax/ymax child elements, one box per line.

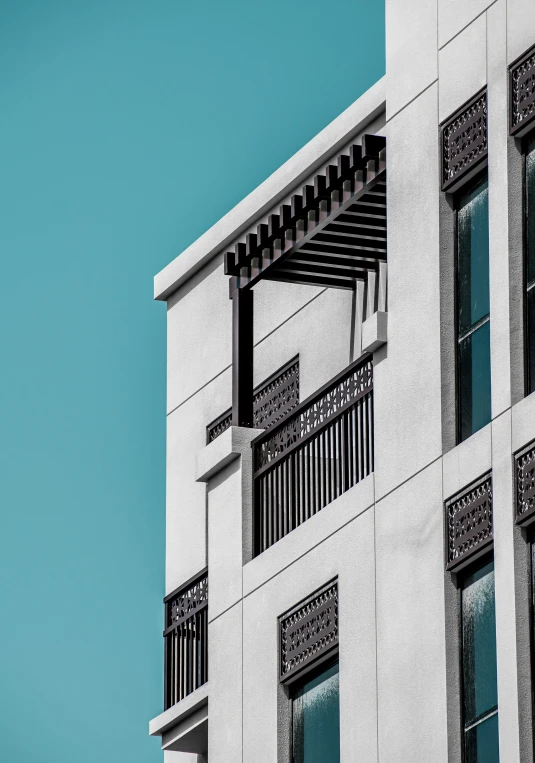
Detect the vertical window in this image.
<box><xmin>525</xmin><ymin>137</ymin><xmax>535</xmax><ymax>393</ymax></box>
<box><xmin>532</xmin><ymin>541</ymin><xmax>535</xmax><ymax>711</ymax></box>
<box><xmin>457</xmin><ymin>177</ymin><xmax>491</xmax><ymax>442</ymax></box>
<box><xmin>461</xmin><ymin>560</ymin><xmax>499</xmax><ymax>762</ymax></box>
<box><xmin>292</xmin><ymin>662</ymin><xmax>340</xmax><ymax>763</ymax></box>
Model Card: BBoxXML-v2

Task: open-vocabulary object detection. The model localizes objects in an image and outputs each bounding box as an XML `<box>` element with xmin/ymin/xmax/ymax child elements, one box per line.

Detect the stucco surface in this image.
<box><xmin>512</xmin><ymin>390</ymin><xmax>535</xmax><ymax>453</ymax></box>
<box><xmin>375</xmin><ymin>83</ymin><xmax>442</xmax><ymax>500</ymax></box>
<box><xmin>438</xmin><ymin>12</ymin><xmax>487</xmax><ymax>122</ymax></box>
<box><xmin>492</xmin><ymin>410</ymin><xmax>522</xmax><ymax>762</ymax></box>
<box><xmin>386</xmin><ymin>0</ymin><xmax>438</xmax><ymax>119</ymax></box>
<box><xmin>207</xmin><ymin>459</ymin><xmax>243</xmax><ymax>621</ymax></box>
<box><xmin>208</xmin><ymin>603</ymin><xmax>243</xmax><ymax>763</ymax></box>
<box><xmin>375</xmin><ymin>459</ymin><xmax>448</xmax><ymax>763</ymax></box>
<box><xmin>438</xmin><ymin>0</ymin><xmax>495</xmax><ymax>48</ymax></box>
<box><xmin>242</xmin><ymin>511</ymin><xmax>377</xmax><ymax>763</ymax></box>
<box><xmin>442</xmin><ymin>422</ymin><xmax>492</xmax><ymax>500</ymax></box>
<box><xmin>254</xmin><ymin>286</ymin><xmax>354</xmax><ymax>401</ymax></box>
<box><xmin>488</xmin><ymin>0</ymin><xmax>512</xmax><ymax>418</ymax></box>
<box><xmin>507</xmin><ymin>0</ymin><xmax>535</xmax><ymax>63</ymax></box>
<box><xmin>243</xmin><ymin>474</ymin><xmax>374</xmax><ymax>597</ymax></box>
<box><xmin>166</xmin><ymin>257</ymin><xmax>231</xmax><ymax>416</ymax></box>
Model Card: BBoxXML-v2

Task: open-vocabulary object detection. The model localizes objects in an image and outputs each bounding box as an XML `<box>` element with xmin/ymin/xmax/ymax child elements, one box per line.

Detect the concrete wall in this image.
<box><xmin>153</xmin><ymin>1</ymin><xmax>535</xmax><ymax>760</ymax></box>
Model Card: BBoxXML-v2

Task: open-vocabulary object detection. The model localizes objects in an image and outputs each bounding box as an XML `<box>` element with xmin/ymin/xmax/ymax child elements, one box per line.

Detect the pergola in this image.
<box><xmin>225</xmin><ymin>133</ymin><xmax>387</xmax><ymax>427</ymax></box>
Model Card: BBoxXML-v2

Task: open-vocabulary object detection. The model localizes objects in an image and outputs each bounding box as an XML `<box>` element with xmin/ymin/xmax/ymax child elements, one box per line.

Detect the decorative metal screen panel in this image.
<box><xmin>510</xmin><ymin>43</ymin><xmax>535</xmax><ymax>137</ymax></box>
<box><xmin>279</xmin><ymin>581</ymin><xmax>338</xmax><ymax>683</ymax></box>
<box><xmin>207</xmin><ymin>359</ymin><xmax>299</xmax><ymax>443</ymax></box>
<box><xmin>253</xmin><ymin>356</ymin><xmax>373</xmax><ymax>555</ymax></box>
<box><xmin>441</xmin><ymin>91</ymin><xmax>487</xmax><ymax>192</ymax></box>
<box><xmin>516</xmin><ymin>441</ymin><xmax>535</xmax><ymax>526</ymax></box>
<box><xmin>163</xmin><ymin>569</ymin><xmax>208</xmax><ymax>709</ymax></box>
<box><xmin>445</xmin><ymin>475</ymin><xmax>493</xmax><ymax>571</ymax></box>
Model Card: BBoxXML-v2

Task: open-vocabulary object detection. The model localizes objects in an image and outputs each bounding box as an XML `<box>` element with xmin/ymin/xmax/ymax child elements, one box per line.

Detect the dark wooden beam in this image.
<box><xmin>232</xmin><ymin>288</ymin><xmax>254</xmax><ymax>427</ymax></box>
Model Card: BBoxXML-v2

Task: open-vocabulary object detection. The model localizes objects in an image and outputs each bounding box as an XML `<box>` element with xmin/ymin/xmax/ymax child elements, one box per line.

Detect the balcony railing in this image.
<box><xmin>207</xmin><ymin>358</ymin><xmax>299</xmax><ymax>443</ymax></box>
<box><xmin>252</xmin><ymin>356</ymin><xmax>373</xmax><ymax>556</ymax></box>
<box><xmin>163</xmin><ymin>569</ymin><xmax>208</xmax><ymax>709</ymax></box>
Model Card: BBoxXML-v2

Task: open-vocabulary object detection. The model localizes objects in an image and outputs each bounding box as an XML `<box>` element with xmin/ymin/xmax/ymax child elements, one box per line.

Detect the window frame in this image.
<box><xmin>523</xmin><ymin>134</ymin><xmax>535</xmax><ymax>395</ymax></box>
<box><xmin>453</xmin><ymin>169</ymin><xmax>491</xmax><ymax>444</ymax></box>
<box><xmin>530</xmin><ymin>536</ymin><xmax>535</xmax><ymax>731</ymax></box>
<box><xmin>289</xmin><ymin>655</ymin><xmax>340</xmax><ymax>763</ymax></box>
<box><xmin>457</xmin><ymin>552</ymin><xmax>499</xmax><ymax>762</ymax></box>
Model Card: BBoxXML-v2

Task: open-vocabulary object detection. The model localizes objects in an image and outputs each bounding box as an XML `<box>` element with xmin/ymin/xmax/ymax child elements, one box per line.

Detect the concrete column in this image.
<box><xmin>488</xmin><ymin>0</ymin><xmax>512</xmax><ymax>419</ymax></box>
<box><xmin>196</xmin><ymin>426</ymin><xmax>263</xmax><ymax>763</ymax></box>
<box><xmin>492</xmin><ymin>411</ymin><xmax>522</xmax><ymax>762</ymax></box>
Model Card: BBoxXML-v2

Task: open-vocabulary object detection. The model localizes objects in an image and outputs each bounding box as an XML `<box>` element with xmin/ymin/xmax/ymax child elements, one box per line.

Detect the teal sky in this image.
<box><xmin>0</xmin><ymin>2</ymin><xmax>384</xmax><ymax>761</ymax></box>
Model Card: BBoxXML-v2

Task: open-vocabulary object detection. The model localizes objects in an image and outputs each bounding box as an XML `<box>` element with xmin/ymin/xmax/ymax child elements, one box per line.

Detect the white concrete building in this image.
<box><xmin>149</xmin><ymin>2</ymin><xmax>535</xmax><ymax>761</ymax></box>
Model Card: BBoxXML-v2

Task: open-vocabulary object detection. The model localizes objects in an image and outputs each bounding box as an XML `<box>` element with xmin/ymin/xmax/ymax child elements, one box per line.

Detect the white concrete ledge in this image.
<box><xmin>149</xmin><ymin>682</ymin><xmax>208</xmax><ymax>738</ymax></box>
<box><xmin>154</xmin><ymin>77</ymin><xmax>386</xmax><ymax>301</ymax></box>
<box><xmin>195</xmin><ymin>426</ymin><xmax>263</xmax><ymax>483</ymax></box>
<box><xmin>362</xmin><ymin>310</ymin><xmax>388</xmax><ymax>353</ymax></box>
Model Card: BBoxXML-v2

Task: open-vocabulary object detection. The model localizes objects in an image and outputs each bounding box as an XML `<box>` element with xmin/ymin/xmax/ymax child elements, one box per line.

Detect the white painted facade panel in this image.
<box><xmin>375</xmin><ymin>82</ymin><xmax>443</xmax><ymax>500</ymax></box>
<box><xmin>376</xmin><ymin>460</ymin><xmax>448</xmax><ymax>763</ymax></box>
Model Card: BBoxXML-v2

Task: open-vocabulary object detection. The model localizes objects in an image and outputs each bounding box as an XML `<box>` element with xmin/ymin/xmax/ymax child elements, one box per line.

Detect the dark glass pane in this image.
<box><xmin>459</xmin><ymin>320</ymin><xmax>491</xmax><ymax>441</ymax></box>
<box><xmin>526</xmin><ymin>138</ymin><xmax>535</xmax><ymax>285</ymax></box>
<box><xmin>464</xmin><ymin>712</ymin><xmax>500</xmax><ymax>763</ymax></box>
<box><xmin>527</xmin><ymin>287</ymin><xmax>535</xmax><ymax>395</ymax></box>
<box><xmin>532</xmin><ymin>543</ymin><xmax>535</xmax><ymax>654</ymax></box>
<box><xmin>458</xmin><ymin>178</ymin><xmax>490</xmax><ymax>335</ymax></box>
<box><xmin>462</xmin><ymin>561</ymin><xmax>498</xmax><ymax>726</ymax></box>
<box><xmin>293</xmin><ymin>663</ymin><xmax>340</xmax><ymax>763</ymax></box>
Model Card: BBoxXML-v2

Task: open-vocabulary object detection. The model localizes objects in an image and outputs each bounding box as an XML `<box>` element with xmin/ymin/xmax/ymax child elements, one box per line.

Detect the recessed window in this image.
<box><xmin>457</xmin><ymin>176</ymin><xmax>491</xmax><ymax>442</ymax></box>
<box><xmin>461</xmin><ymin>560</ymin><xmax>499</xmax><ymax>762</ymax></box>
<box><xmin>292</xmin><ymin>662</ymin><xmax>340</xmax><ymax>763</ymax></box>
<box><xmin>525</xmin><ymin>137</ymin><xmax>535</xmax><ymax>393</ymax></box>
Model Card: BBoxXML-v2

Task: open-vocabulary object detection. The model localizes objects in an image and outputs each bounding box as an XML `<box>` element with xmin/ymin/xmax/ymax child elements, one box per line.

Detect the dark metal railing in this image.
<box><xmin>207</xmin><ymin>358</ymin><xmax>299</xmax><ymax>443</ymax></box>
<box><xmin>252</xmin><ymin>356</ymin><xmax>374</xmax><ymax>556</ymax></box>
<box><xmin>163</xmin><ymin>569</ymin><xmax>208</xmax><ymax>709</ymax></box>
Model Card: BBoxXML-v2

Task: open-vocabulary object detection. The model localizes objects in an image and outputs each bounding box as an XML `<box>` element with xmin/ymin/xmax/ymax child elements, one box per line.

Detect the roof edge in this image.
<box><xmin>154</xmin><ymin>76</ymin><xmax>386</xmax><ymax>302</ymax></box>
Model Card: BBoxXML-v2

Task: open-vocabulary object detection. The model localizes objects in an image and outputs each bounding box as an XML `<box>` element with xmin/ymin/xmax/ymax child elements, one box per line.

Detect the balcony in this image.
<box><xmin>150</xmin><ymin>568</ymin><xmax>209</xmax><ymax>757</ymax></box>
<box><xmin>252</xmin><ymin>354</ymin><xmax>374</xmax><ymax>555</ymax></box>
<box><xmin>163</xmin><ymin>568</ymin><xmax>208</xmax><ymax>709</ymax></box>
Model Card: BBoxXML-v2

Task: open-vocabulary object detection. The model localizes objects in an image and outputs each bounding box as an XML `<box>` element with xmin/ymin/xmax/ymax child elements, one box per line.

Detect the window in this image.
<box><xmin>457</xmin><ymin>176</ymin><xmax>491</xmax><ymax>442</ymax></box>
<box><xmin>525</xmin><ymin>137</ymin><xmax>535</xmax><ymax>394</ymax></box>
<box><xmin>292</xmin><ymin>662</ymin><xmax>340</xmax><ymax>763</ymax></box>
<box><xmin>461</xmin><ymin>560</ymin><xmax>499</xmax><ymax>762</ymax></box>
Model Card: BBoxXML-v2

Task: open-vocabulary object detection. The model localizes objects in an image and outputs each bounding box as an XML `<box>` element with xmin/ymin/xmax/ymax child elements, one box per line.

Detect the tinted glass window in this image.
<box><xmin>293</xmin><ymin>662</ymin><xmax>340</xmax><ymax>763</ymax></box>
<box><xmin>526</xmin><ymin>139</ymin><xmax>535</xmax><ymax>393</ymax></box>
<box><xmin>526</xmin><ymin>138</ymin><xmax>535</xmax><ymax>285</ymax></box>
<box><xmin>458</xmin><ymin>320</ymin><xmax>491</xmax><ymax>442</ymax></box>
<box><xmin>457</xmin><ymin>177</ymin><xmax>491</xmax><ymax>441</ymax></box>
<box><xmin>458</xmin><ymin>179</ymin><xmax>490</xmax><ymax>334</ymax></box>
<box><xmin>462</xmin><ymin>560</ymin><xmax>499</xmax><ymax>762</ymax></box>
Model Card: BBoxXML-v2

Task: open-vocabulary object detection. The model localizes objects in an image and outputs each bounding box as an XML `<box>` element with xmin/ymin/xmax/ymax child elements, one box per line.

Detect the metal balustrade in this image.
<box><xmin>163</xmin><ymin>569</ymin><xmax>208</xmax><ymax>709</ymax></box>
<box><xmin>252</xmin><ymin>356</ymin><xmax>373</xmax><ymax>556</ymax></box>
<box><xmin>207</xmin><ymin>358</ymin><xmax>299</xmax><ymax>443</ymax></box>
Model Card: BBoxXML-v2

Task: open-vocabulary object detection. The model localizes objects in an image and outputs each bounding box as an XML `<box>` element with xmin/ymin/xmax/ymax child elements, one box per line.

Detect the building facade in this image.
<box><xmin>149</xmin><ymin>2</ymin><xmax>535</xmax><ymax>761</ymax></box>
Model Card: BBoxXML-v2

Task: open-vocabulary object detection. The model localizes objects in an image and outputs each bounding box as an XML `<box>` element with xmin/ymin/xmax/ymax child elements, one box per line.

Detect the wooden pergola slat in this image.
<box><xmin>225</xmin><ymin>133</ymin><xmax>387</xmax><ymax>426</ymax></box>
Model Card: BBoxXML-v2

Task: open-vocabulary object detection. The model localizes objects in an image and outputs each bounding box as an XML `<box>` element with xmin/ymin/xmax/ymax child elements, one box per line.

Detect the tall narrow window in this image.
<box><xmin>457</xmin><ymin>176</ymin><xmax>491</xmax><ymax>442</ymax></box>
<box><xmin>525</xmin><ymin>137</ymin><xmax>535</xmax><ymax>393</ymax></box>
<box><xmin>461</xmin><ymin>560</ymin><xmax>499</xmax><ymax>762</ymax></box>
<box><xmin>292</xmin><ymin>662</ymin><xmax>340</xmax><ymax>763</ymax></box>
